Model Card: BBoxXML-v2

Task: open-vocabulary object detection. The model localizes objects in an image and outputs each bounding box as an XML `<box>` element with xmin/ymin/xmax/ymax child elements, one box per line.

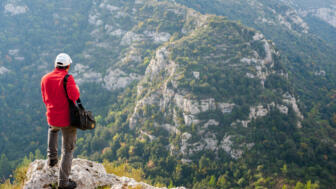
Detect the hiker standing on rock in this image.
<box><xmin>41</xmin><ymin>53</ymin><xmax>79</xmax><ymax>189</ymax></box>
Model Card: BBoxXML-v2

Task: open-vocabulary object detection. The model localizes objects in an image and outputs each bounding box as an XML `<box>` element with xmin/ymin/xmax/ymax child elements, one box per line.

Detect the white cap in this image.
<box><xmin>54</xmin><ymin>53</ymin><xmax>72</xmax><ymax>67</ymax></box>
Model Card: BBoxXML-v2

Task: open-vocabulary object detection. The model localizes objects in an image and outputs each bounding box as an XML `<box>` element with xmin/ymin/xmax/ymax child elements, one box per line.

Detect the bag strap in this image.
<box><xmin>63</xmin><ymin>74</ymin><xmax>84</xmax><ymax>110</ymax></box>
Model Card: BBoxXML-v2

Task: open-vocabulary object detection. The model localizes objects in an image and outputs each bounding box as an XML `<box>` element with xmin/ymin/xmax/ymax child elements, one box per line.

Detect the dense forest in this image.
<box><xmin>0</xmin><ymin>0</ymin><xmax>336</xmax><ymax>188</ymax></box>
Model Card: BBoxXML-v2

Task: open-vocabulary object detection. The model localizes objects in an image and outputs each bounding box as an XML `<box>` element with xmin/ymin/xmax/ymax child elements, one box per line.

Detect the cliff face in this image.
<box><xmin>23</xmin><ymin>158</ymin><xmax>185</xmax><ymax>189</ymax></box>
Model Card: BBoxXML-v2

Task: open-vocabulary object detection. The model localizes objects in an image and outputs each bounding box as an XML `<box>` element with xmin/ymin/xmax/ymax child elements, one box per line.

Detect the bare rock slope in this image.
<box><xmin>24</xmin><ymin>158</ymin><xmax>185</xmax><ymax>189</ymax></box>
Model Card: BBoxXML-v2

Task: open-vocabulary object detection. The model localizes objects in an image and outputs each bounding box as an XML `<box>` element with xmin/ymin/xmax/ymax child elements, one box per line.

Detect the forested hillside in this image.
<box><xmin>0</xmin><ymin>0</ymin><xmax>335</xmax><ymax>188</ymax></box>
<box><xmin>0</xmin><ymin>0</ymin><xmax>95</xmax><ymax>178</ymax></box>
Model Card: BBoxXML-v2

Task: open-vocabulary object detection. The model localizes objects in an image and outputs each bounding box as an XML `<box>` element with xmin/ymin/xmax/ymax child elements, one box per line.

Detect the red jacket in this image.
<box><xmin>41</xmin><ymin>68</ymin><xmax>80</xmax><ymax>127</ymax></box>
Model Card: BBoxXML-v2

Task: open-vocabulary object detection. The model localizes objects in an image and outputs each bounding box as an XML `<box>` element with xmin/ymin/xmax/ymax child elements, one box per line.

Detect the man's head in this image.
<box><xmin>55</xmin><ymin>53</ymin><xmax>72</xmax><ymax>70</ymax></box>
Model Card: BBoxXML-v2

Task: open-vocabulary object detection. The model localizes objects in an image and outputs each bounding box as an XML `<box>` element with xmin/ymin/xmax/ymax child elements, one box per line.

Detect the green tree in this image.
<box><xmin>281</xmin><ymin>164</ymin><xmax>288</xmax><ymax>176</ymax></box>
<box><xmin>0</xmin><ymin>154</ymin><xmax>11</xmax><ymax>179</ymax></box>
<box><xmin>209</xmin><ymin>175</ymin><xmax>216</xmax><ymax>186</ymax></box>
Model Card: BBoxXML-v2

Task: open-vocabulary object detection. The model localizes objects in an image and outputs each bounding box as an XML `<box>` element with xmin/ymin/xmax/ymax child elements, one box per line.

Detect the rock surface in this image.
<box><xmin>300</xmin><ymin>8</ymin><xmax>336</xmax><ymax>28</ymax></box>
<box><xmin>0</xmin><ymin>66</ymin><xmax>10</xmax><ymax>75</ymax></box>
<box><xmin>24</xmin><ymin>158</ymin><xmax>185</xmax><ymax>189</ymax></box>
<box><xmin>4</xmin><ymin>3</ymin><xmax>28</xmax><ymax>15</ymax></box>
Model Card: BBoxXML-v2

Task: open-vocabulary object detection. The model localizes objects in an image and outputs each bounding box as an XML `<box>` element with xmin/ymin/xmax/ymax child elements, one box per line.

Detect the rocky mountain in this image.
<box><xmin>0</xmin><ymin>0</ymin><xmax>335</xmax><ymax>188</ymax></box>
<box><xmin>129</xmin><ymin>15</ymin><xmax>302</xmax><ymax>161</ymax></box>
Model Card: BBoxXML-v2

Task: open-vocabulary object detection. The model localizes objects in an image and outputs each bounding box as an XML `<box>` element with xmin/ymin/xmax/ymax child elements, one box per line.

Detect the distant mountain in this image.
<box><xmin>172</xmin><ymin>0</ymin><xmax>336</xmax><ymax>46</ymax></box>
<box><xmin>0</xmin><ymin>0</ymin><xmax>335</xmax><ymax>188</ymax></box>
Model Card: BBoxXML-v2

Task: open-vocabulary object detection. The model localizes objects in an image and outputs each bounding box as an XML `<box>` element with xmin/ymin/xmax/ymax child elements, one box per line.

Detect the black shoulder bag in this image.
<box><xmin>63</xmin><ymin>74</ymin><xmax>96</xmax><ymax>130</ymax></box>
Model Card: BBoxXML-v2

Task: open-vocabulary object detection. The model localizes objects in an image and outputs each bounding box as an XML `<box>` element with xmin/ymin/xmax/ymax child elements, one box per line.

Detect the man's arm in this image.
<box><xmin>66</xmin><ymin>75</ymin><xmax>80</xmax><ymax>103</ymax></box>
<box><xmin>41</xmin><ymin>78</ymin><xmax>46</xmax><ymax>104</ymax></box>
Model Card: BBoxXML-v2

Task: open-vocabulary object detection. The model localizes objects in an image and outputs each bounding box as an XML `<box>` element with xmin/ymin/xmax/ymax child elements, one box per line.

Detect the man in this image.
<box><xmin>41</xmin><ymin>53</ymin><xmax>80</xmax><ymax>189</ymax></box>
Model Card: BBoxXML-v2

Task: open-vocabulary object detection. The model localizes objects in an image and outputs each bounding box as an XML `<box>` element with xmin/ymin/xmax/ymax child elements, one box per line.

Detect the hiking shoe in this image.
<box><xmin>58</xmin><ymin>179</ymin><xmax>77</xmax><ymax>189</ymax></box>
<box><xmin>47</xmin><ymin>159</ymin><xmax>58</xmax><ymax>167</ymax></box>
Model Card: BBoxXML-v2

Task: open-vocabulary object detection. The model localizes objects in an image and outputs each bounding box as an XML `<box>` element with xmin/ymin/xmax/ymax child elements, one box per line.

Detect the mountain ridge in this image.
<box><xmin>129</xmin><ymin>15</ymin><xmax>303</xmax><ymax>162</ymax></box>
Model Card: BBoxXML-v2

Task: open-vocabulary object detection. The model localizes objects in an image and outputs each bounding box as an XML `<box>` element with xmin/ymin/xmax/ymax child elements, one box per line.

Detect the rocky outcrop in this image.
<box><xmin>121</xmin><ymin>31</ymin><xmax>171</xmax><ymax>46</ymax></box>
<box><xmin>179</xmin><ymin>132</ymin><xmax>254</xmax><ymax>159</ymax></box>
<box><xmin>73</xmin><ymin>64</ymin><xmax>103</xmax><ymax>85</ymax></box>
<box><xmin>73</xmin><ymin>64</ymin><xmax>141</xmax><ymax>91</ymax></box>
<box><xmin>278</xmin><ymin>10</ymin><xmax>309</xmax><ymax>33</ymax></box>
<box><xmin>24</xmin><ymin>158</ymin><xmax>185</xmax><ymax>189</ymax></box>
<box><xmin>0</xmin><ymin>66</ymin><xmax>10</xmax><ymax>75</ymax></box>
<box><xmin>4</xmin><ymin>3</ymin><xmax>28</xmax><ymax>16</ymax></box>
<box><xmin>282</xmin><ymin>93</ymin><xmax>304</xmax><ymax>128</ymax></box>
<box><xmin>104</xmin><ymin>69</ymin><xmax>142</xmax><ymax>91</ymax></box>
<box><xmin>242</xmin><ymin>32</ymin><xmax>278</xmax><ymax>86</ymax></box>
<box><xmin>231</xmin><ymin>100</ymin><xmax>302</xmax><ymax>128</ymax></box>
<box><xmin>5</xmin><ymin>49</ymin><xmax>25</xmax><ymax>62</ymax></box>
<box><xmin>299</xmin><ymin>8</ymin><xmax>336</xmax><ymax>28</ymax></box>
<box><xmin>311</xmin><ymin>8</ymin><xmax>336</xmax><ymax>28</ymax></box>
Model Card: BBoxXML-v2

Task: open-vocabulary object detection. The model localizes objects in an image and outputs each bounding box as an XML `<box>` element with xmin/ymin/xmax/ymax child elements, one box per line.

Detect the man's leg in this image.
<box><xmin>58</xmin><ymin>126</ymin><xmax>77</xmax><ymax>188</ymax></box>
<box><xmin>47</xmin><ymin>126</ymin><xmax>60</xmax><ymax>166</ymax></box>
